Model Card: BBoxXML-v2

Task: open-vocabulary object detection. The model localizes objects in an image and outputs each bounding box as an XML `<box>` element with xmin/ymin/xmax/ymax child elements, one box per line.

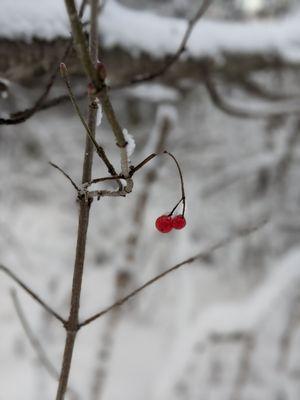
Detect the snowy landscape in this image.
<box><xmin>1</xmin><ymin>0</ymin><xmax>300</xmax><ymax>399</ymax></box>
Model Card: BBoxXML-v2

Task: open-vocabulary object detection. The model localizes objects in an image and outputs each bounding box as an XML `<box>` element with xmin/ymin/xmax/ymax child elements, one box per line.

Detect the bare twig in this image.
<box><xmin>79</xmin><ymin>218</ymin><xmax>268</xmax><ymax>328</ymax></box>
<box><xmin>59</xmin><ymin>64</ymin><xmax>118</xmax><ymax>178</ymax></box>
<box><xmin>55</xmin><ymin>1</ymin><xmax>101</xmax><ymax>399</ymax></box>
<box><xmin>0</xmin><ymin>264</ymin><xmax>66</xmax><ymax>325</ymax></box>
<box><xmin>113</xmin><ymin>0</ymin><xmax>212</xmax><ymax>89</ymax></box>
<box><xmin>49</xmin><ymin>162</ymin><xmax>80</xmax><ymax>191</ymax></box>
<box><xmin>164</xmin><ymin>150</ymin><xmax>186</xmax><ymax>215</ymax></box>
<box><xmin>0</xmin><ymin>0</ymin><xmax>88</xmax><ymax>126</ymax></box>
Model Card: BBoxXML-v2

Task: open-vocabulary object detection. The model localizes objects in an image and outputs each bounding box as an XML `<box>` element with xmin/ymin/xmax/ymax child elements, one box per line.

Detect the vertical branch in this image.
<box><xmin>64</xmin><ymin>0</ymin><xmax>131</xmax><ymax>181</ymax></box>
<box><xmin>55</xmin><ymin>1</ymin><xmax>99</xmax><ymax>399</ymax></box>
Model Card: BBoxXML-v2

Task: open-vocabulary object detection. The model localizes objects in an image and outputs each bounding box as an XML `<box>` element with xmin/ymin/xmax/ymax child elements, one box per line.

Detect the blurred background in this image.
<box><xmin>1</xmin><ymin>0</ymin><xmax>300</xmax><ymax>399</ymax></box>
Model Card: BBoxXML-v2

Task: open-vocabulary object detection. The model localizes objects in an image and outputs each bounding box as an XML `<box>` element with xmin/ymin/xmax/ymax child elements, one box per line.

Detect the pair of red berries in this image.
<box><xmin>155</xmin><ymin>214</ymin><xmax>186</xmax><ymax>233</ymax></box>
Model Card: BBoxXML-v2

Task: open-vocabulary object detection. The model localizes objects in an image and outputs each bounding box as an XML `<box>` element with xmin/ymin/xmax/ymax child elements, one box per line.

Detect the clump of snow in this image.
<box><xmin>123</xmin><ymin>128</ymin><xmax>136</xmax><ymax>158</ymax></box>
<box><xmin>96</xmin><ymin>102</ymin><xmax>103</xmax><ymax>127</ymax></box>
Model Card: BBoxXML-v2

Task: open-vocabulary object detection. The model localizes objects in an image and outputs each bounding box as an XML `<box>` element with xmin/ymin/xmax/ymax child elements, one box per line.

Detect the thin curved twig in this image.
<box><xmin>113</xmin><ymin>0</ymin><xmax>212</xmax><ymax>90</ymax></box>
<box><xmin>78</xmin><ymin>217</ymin><xmax>268</xmax><ymax>328</ymax></box>
<box><xmin>59</xmin><ymin>63</ymin><xmax>119</xmax><ymax>178</ymax></box>
<box><xmin>49</xmin><ymin>162</ymin><xmax>80</xmax><ymax>191</ymax></box>
<box><xmin>0</xmin><ymin>264</ymin><xmax>66</xmax><ymax>325</ymax></box>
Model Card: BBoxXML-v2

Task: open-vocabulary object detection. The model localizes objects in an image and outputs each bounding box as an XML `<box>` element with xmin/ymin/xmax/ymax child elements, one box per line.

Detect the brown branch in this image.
<box><xmin>55</xmin><ymin>1</ymin><xmax>100</xmax><ymax>399</ymax></box>
<box><xmin>0</xmin><ymin>264</ymin><xmax>66</xmax><ymax>325</ymax></box>
<box><xmin>113</xmin><ymin>0</ymin><xmax>212</xmax><ymax>90</ymax></box>
<box><xmin>59</xmin><ymin>64</ymin><xmax>119</xmax><ymax>178</ymax></box>
<box><xmin>49</xmin><ymin>162</ymin><xmax>80</xmax><ymax>191</ymax></box>
<box><xmin>64</xmin><ymin>0</ymin><xmax>132</xmax><ymax>182</ymax></box>
<box><xmin>79</xmin><ymin>218</ymin><xmax>268</xmax><ymax>328</ymax></box>
<box><xmin>0</xmin><ymin>0</ymin><xmax>88</xmax><ymax>126</ymax></box>
<box><xmin>237</xmin><ymin>75</ymin><xmax>297</xmax><ymax>102</ymax></box>
<box><xmin>0</xmin><ymin>0</ymin><xmax>211</xmax><ymax>124</ymax></box>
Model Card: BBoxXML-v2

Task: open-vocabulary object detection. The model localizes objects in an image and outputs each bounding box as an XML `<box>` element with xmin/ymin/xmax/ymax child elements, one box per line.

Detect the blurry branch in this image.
<box><xmin>201</xmin><ymin>118</ymin><xmax>300</xmax><ymax>198</ymax></box>
<box><xmin>0</xmin><ymin>0</ymin><xmax>211</xmax><ymax>124</ymax></box>
<box><xmin>207</xmin><ymin>331</ymin><xmax>255</xmax><ymax>400</ymax></box>
<box><xmin>0</xmin><ymin>0</ymin><xmax>88</xmax><ymax>126</ymax></box>
<box><xmin>203</xmin><ymin>72</ymin><xmax>300</xmax><ymax>119</ymax></box>
<box><xmin>230</xmin><ymin>334</ymin><xmax>255</xmax><ymax>400</ymax></box>
<box><xmin>11</xmin><ymin>290</ymin><xmax>79</xmax><ymax>400</ymax></box>
<box><xmin>11</xmin><ymin>290</ymin><xmax>60</xmax><ymax>380</ymax></box>
<box><xmin>274</xmin><ymin>117</ymin><xmax>300</xmax><ymax>184</ymax></box>
<box><xmin>237</xmin><ymin>75</ymin><xmax>298</xmax><ymax>102</ymax></box>
<box><xmin>0</xmin><ymin>264</ymin><xmax>66</xmax><ymax>325</ymax></box>
<box><xmin>277</xmin><ymin>290</ymin><xmax>300</xmax><ymax>371</ymax></box>
<box><xmin>79</xmin><ymin>217</ymin><xmax>268</xmax><ymax>328</ymax></box>
<box><xmin>113</xmin><ymin>0</ymin><xmax>212</xmax><ymax>89</ymax></box>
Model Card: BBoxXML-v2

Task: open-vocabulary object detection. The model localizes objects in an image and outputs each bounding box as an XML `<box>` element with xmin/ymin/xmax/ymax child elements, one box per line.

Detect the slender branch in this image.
<box><xmin>49</xmin><ymin>162</ymin><xmax>80</xmax><ymax>191</ymax></box>
<box><xmin>237</xmin><ymin>75</ymin><xmax>297</xmax><ymax>102</ymax></box>
<box><xmin>55</xmin><ymin>1</ymin><xmax>100</xmax><ymax>399</ymax></box>
<box><xmin>0</xmin><ymin>264</ymin><xmax>66</xmax><ymax>325</ymax></box>
<box><xmin>79</xmin><ymin>218</ymin><xmax>268</xmax><ymax>328</ymax></box>
<box><xmin>64</xmin><ymin>0</ymin><xmax>132</xmax><ymax>179</ymax></box>
<box><xmin>0</xmin><ymin>0</ymin><xmax>88</xmax><ymax>126</ymax></box>
<box><xmin>164</xmin><ymin>150</ymin><xmax>186</xmax><ymax>215</ymax></box>
<box><xmin>59</xmin><ymin>64</ymin><xmax>118</xmax><ymax>178</ymax></box>
<box><xmin>113</xmin><ymin>0</ymin><xmax>212</xmax><ymax>89</ymax></box>
<box><xmin>0</xmin><ymin>0</ymin><xmax>211</xmax><ymax>125</ymax></box>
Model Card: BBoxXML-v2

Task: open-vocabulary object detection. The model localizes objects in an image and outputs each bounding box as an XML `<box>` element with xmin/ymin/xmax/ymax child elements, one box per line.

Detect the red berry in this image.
<box><xmin>155</xmin><ymin>215</ymin><xmax>173</xmax><ymax>233</ymax></box>
<box><xmin>172</xmin><ymin>215</ymin><xmax>186</xmax><ymax>230</ymax></box>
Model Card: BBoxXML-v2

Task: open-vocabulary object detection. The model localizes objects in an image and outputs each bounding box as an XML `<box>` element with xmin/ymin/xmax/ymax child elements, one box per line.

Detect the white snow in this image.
<box><xmin>96</xmin><ymin>102</ymin><xmax>103</xmax><ymax>127</ymax></box>
<box><xmin>156</xmin><ymin>249</ymin><xmax>300</xmax><ymax>399</ymax></box>
<box><xmin>122</xmin><ymin>128</ymin><xmax>135</xmax><ymax>158</ymax></box>
<box><xmin>0</xmin><ymin>0</ymin><xmax>300</xmax><ymax>62</ymax></box>
<box><xmin>124</xmin><ymin>83</ymin><xmax>180</xmax><ymax>103</ymax></box>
